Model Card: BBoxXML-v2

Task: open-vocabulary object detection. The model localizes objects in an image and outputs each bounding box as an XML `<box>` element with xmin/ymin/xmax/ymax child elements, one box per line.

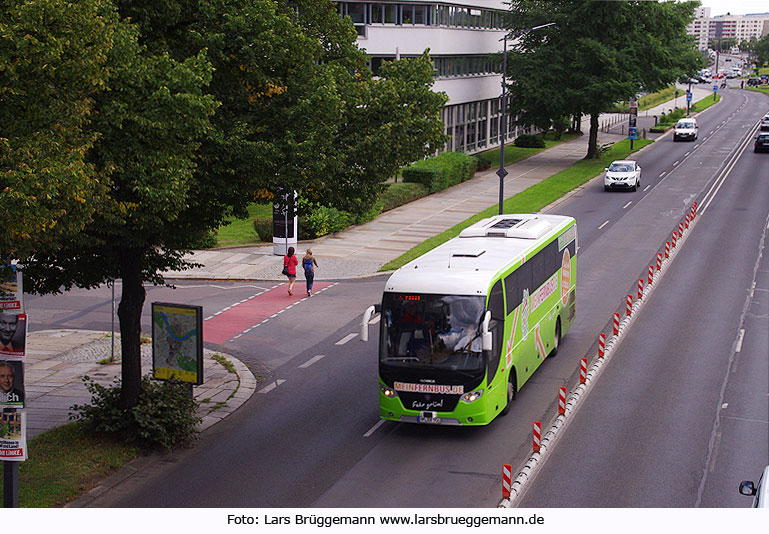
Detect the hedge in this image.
<box><xmin>401</xmin><ymin>151</ymin><xmax>477</xmax><ymax>193</ymax></box>
<box><xmin>513</xmin><ymin>134</ymin><xmax>545</xmax><ymax>148</ymax></box>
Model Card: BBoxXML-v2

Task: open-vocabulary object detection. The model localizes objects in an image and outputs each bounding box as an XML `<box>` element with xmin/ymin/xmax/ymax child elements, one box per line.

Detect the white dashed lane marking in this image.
<box><xmin>299</xmin><ymin>355</ymin><xmax>325</xmax><ymax>369</ymax></box>
<box><xmin>258</xmin><ymin>379</ymin><xmax>286</xmax><ymax>394</ymax></box>
<box><xmin>335</xmin><ymin>333</ymin><xmax>358</xmax><ymax>345</ymax></box>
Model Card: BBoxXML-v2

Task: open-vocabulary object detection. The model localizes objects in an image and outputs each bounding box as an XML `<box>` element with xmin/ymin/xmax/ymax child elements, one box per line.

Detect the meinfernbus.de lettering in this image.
<box><xmin>361</xmin><ymin>214</ymin><xmax>577</xmax><ymax>426</ymax></box>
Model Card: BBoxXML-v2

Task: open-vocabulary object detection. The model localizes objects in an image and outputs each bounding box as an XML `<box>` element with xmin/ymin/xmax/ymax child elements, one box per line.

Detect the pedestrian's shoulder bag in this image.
<box><xmin>282</xmin><ymin>256</ymin><xmax>289</xmax><ymax>276</ymax></box>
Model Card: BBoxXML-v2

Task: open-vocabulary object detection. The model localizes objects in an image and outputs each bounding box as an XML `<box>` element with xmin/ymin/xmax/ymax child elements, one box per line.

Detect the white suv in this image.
<box><xmin>760</xmin><ymin>115</ymin><xmax>769</xmax><ymax>131</ymax></box>
<box><xmin>673</xmin><ymin>118</ymin><xmax>698</xmax><ymax>141</ymax></box>
<box><xmin>604</xmin><ymin>160</ymin><xmax>641</xmax><ymax>192</ymax></box>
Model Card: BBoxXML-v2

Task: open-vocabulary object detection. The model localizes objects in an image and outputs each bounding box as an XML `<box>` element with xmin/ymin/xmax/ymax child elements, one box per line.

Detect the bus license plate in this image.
<box><xmin>418</xmin><ymin>412</ymin><xmax>441</xmax><ymax>424</ymax></box>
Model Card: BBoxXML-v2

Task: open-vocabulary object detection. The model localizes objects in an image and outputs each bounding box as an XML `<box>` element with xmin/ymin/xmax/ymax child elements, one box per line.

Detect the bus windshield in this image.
<box><xmin>380</xmin><ymin>293</ymin><xmax>486</xmax><ymax>371</ymax></box>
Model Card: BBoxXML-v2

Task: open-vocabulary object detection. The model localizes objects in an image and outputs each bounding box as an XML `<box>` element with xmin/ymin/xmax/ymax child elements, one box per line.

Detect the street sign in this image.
<box><xmin>686</xmin><ymin>91</ymin><xmax>692</xmax><ymax>102</ymax></box>
<box><xmin>713</xmin><ymin>84</ymin><xmax>718</xmax><ymax>92</ymax></box>
<box><xmin>628</xmin><ymin>127</ymin><xmax>637</xmax><ymax>140</ymax></box>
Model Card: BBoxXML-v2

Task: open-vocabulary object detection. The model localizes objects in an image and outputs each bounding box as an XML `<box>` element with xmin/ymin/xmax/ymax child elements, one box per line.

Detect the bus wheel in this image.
<box><xmin>501</xmin><ymin>370</ymin><xmax>517</xmax><ymax>416</ymax></box>
<box><xmin>550</xmin><ymin>319</ymin><xmax>561</xmax><ymax>358</ymax></box>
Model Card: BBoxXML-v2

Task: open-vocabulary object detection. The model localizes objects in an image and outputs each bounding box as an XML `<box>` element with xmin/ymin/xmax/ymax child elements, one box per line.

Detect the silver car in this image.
<box><xmin>739</xmin><ymin>465</ymin><xmax>769</xmax><ymax>508</ymax></box>
<box><xmin>604</xmin><ymin>160</ymin><xmax>641</xmax><ymax>192</ymax></box>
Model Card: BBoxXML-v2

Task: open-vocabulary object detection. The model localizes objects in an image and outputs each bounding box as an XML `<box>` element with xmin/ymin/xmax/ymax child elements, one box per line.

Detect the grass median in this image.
<box><xmin>381</xmin><ymin>138</ymin><xmax>654</xmax><ymax>272</ymax></box>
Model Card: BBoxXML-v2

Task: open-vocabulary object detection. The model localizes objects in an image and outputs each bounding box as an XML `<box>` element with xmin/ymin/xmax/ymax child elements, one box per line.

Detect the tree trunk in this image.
<box><xmin>117</xmin><ymin>246</ymin><xmax>146</xmax><ymax>410</ymax></box>
<box><xmin>586</xmin><ymin>112</ymin><xmax>600</xmax><ymax>159</ymax></box>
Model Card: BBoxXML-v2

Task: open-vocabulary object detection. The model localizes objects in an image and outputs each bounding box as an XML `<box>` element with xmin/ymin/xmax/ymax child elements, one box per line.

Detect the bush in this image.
<box><xmin>252</xmin><ymin>217</ymin><xmax>272</xmax><ymax>242</ymax></box>
<box><xmin>402</xmin><ymin>152</ymin><xmax>477</xmax><ymax>193</ymax></box>
<box><xmin>190</xmin><ymin>230</ymin><xmax>218</xmax><ymax>249</ymax></box>
<box><xmin>299</xmin><ymin>205</ymin><xmax>353</xmax><ymax>239</ymax></box>
<box><xmin>379</xmin><ymin>182</ymin><xmax>430</xmax><ymax>212</ymax></box>
<box><xmin>514</xmin><ymin>134</ymin><xmax>545</xmax><ymax>148</ymax></box>
<box><xmin>70</xmin><ymin>376</ymin><xmax>200</xmax><ymax>450</ymax></box>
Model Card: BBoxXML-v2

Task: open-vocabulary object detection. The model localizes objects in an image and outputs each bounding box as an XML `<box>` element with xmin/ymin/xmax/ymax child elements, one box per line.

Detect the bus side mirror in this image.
<box><xmin>360</xmin><ymin>305</ymin><xmax>378</xmax><ymax>342</ymax></box>
<box><xmin>481</xmin><ymin>310</ymin><xmax>492</xmax><ymax>352</ymax></box>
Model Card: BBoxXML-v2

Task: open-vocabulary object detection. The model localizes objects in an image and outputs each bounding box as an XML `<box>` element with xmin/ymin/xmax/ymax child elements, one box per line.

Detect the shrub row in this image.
<box><xmin>401</xmin><ymin>151</ymin><xmax>477</xmax><ymax>193</ymax></box>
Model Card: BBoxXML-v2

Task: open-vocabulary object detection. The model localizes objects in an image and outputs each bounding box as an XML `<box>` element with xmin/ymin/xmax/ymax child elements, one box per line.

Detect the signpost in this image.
<box><xmin>628</xmin><ymin>99</ymin><xmax>638</xmax><ymax>149</ymax></box>
<box><xmin>713</xmin><ymin>83</ymin><xmax>718</xmax><ymax>101</ymax></box>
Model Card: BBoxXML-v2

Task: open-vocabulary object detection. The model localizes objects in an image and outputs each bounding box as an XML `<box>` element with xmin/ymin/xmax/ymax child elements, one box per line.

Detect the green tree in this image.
<box><xmin>0</xmin><ymin>0</ymin><xmax>116</xmax><ymax>261</ymax></box>
<box><xmin>19</xmin><ymin>2</ymin><xmax>217</xmax><ymax>409</ymax></box>
<box><xmin>754</xmin><ymin>34</ymin><xmax>769</xmax><ymax>68</ymax></box>
<box><xmin>503</xmin><ymin>0</ymin><xmax>702</xmax><ymax>159</ymax></box>
<box><xmin>15</xmin><ymin>0</ymin><xmax>446</xmax><ymax>410</ymax></box>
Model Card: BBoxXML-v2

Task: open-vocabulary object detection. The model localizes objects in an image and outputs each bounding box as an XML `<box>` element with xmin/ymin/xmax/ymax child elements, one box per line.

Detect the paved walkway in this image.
<box><xmin>14</xmin><ymin>84</ymin><xmax>715</xmax><ymax>452</ymax></box>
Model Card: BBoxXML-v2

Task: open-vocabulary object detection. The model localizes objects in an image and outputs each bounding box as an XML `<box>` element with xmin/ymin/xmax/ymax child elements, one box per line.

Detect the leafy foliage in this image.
<box><xmin>402</xmin><ymin>152</ymin><xmax>478</xmax><ymax>193</ymax></box>
<box><xmin>12</xmin><ymin>0</ymin><xmax>448</xmax><ymax>411</ymax></box>
<box><xmin>71</xmin><ymin>376</ymin><xmax>200</xmax><ymax>450</ymax></box>
<box><xmin>503</xmin><ymin>0</ymin><xmax>702</xmax><ymax>158</ymax></box>
<box><xmin>514</xmin><ymin>134</ymin><xmax>546</xmax><ymax>148</ymax></box>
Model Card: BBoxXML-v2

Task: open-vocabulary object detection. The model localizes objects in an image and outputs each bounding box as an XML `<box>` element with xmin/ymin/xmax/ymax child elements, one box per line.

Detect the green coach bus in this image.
<box><xmin>361</xmin><ymin>214</ymin><xmax>577</xmax><ymax>426</ymax></box>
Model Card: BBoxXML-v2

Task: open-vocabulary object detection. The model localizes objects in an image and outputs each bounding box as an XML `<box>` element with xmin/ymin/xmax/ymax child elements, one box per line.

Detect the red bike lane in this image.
<box><xmin>203</xmin><ymin>281</ymin><xmax>334</xmax><ymax>344</ymax></box>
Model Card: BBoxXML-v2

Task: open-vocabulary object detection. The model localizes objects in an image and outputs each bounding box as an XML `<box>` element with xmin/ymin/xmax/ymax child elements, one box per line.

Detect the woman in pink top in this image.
<box><xmin>283</xmin><ymin>246</ymin><xmax>298</xmax><ymax>295</ymax></box>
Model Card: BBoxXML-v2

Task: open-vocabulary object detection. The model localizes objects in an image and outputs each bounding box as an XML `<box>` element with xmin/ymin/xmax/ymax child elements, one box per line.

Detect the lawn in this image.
<box><xmin>475</xmin><ymin>131</ymin><xmax>581</xmax><ymax>168</ymax></box>
<box><xmin>214</xmin><ymin>203</ymin><xmax>272</xmax><ymax>247</ymax></box>
<box><xmin>381</xmin><ymin>138</ymin><xmax>654</xmax><ymax>271</ymax></box>
<box><xmin>0</xmin><ymin>423</ymin><xmax>138</xmax><ymax>507</ymax></box>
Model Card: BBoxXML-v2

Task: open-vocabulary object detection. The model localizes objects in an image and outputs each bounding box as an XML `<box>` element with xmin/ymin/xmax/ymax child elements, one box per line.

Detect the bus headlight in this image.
<box><xmin>380</xmin><ymin>385</ymin><xmax>398</xmax><ymax>398</ymax></box>
<box><xmin>461</xmin><ymin>390</ymin><xmax>484</xmax><ymax>403</ymax></box>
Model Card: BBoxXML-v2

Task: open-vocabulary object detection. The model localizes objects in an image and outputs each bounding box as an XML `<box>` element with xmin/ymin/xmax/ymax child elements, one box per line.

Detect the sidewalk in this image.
<box><xmin>19</xmin><ymin>86</ymin><xmax>716</xmax><ymax>447</ymax></box>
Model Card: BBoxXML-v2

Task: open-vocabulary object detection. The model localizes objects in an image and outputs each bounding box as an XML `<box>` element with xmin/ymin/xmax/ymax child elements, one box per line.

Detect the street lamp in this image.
<box><xmin>497</xmin><ymin>22</ymin><xmax>555</xmax><ymax>215</ymax></box>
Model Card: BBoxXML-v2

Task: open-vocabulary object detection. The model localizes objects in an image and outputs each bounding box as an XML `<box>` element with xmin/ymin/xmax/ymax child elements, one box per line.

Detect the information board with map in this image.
<box><xmin>151</xmin><ymin>302</ymin><xmax>203</xmax><ymax>385</ymax></box>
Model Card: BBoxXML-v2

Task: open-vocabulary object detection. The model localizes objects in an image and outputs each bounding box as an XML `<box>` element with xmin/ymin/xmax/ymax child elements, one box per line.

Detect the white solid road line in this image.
<box><xmin>598</xmin><ymin>220</ymin><xmax>610</xmax><ymax>230</ymax></box>
<box><xmin>659</xmin><ymin>172</ymin><xmax>666</xmax><ymax>177</ymax></box>
<box><xmin>364</xmin><ymin>419</ymin><xmax>387</xmax><ymax>438</ymax></box>
<box><xmin>622</xmin><ymin>201</ymin><xmax>632</xmax><ymax>209</ymax></box>
<box><xmin>299</xmin><ymin>355</ymin><xmax>325</xmax><ymax>368</ymax></box>
<box><xmin>335</xmin><ymin>333</ymin><xmax>358</xmax><ymax>345</ymax></box>
<box><xmin>643</xmin><ymin>185</ymin><xmax>651</xmax><ymax>192</ymax></box>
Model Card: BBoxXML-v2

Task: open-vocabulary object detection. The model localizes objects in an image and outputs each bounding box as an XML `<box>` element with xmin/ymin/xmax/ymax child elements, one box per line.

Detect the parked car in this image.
<box><xmin>739</xmin><ymin>466</ymin><xmax>769</xmax><ymax>508</ymax></box>
<box><xmin>673</xmin><ymin>118</ymin><xmax>698</xmax><ymax>142</ymax></box>
<box><xmin>604</xmin><ymin>160</ymin><xmax>641</xmax><ymax>192</ymax></box>
<box><xmin>755</xmin><ymin>133</ymin><xmax>769</xmax><ymax>153</ymax></box>
<box><xmin>760</xmin><ymin>115</ymin><xmax>769</xmax><ymax>131</ymax></box>
<box><xmin>747</xmin><ymin>77</ymin><xmax>761</xmax><ymax>86</ymax></box>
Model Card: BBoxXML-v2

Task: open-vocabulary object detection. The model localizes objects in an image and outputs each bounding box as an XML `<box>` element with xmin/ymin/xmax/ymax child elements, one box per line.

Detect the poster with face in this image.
<box><xmin>0</xmin><ymin>360</ymin><xmax>24</xmax><ymax>407</ymax></box>
<box><xmin>0</xmin><ymin>312</ymin><xmax>26</xmax><ymax>358</ymax></box>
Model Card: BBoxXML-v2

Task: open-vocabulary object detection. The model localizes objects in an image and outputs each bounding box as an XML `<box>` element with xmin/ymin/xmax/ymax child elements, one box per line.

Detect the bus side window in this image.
<box><xmin>486</xmin><ymin>280</ymin><xmax>504</xmax><ymax>383</ymax></box>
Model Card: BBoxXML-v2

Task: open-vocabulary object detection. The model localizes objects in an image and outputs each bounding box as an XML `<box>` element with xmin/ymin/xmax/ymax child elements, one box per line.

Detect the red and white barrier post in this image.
<box><xmin>626</xmin><ymin>294</ymin><xmax>633</xmax><ymax>317</ymax></box>
<box><xmin>558</xmin><ymin>387</ymin><xmax>567</xmax><ymax>416</ymax></box>
<box><xmin>648</xmin><ymin>265</ymin><xmax>654</xmax><ymax>285</ymax></box>
<box><xmin>533</xmin><ymin>421</ymin><xmax>542</xmax><ymax>453</ymax></box>
<box><xmin>613</xmin><ymin>312</ymin><xmax>620</xmax><ymax>336</ymax></box>
<box><xmin>502</xmin><ymin>464</ymin><xmax>512</xmax><ymax>499</ymax></box>
<box><xmin>665</xmin><ymin>241</ymin><xmax>671</xmax><ymax>259</ymax></box>
<box><xmin>657</xmin><ymin>252</ymin><xmax>663</xmax><ymax>272</ymax></box>
<box><xmin>580</xmin><ymin>357</ymin><xmax>587</xmax><ymax>384</ymax></box>
<box><xmin>637</xmin><ymin>278</ymin><xmax>644</xmax><ymax>299</ymax></box>
<box><xmin>685</xmin><ymin>214</ymin><xmax>690</xmax><ymax>229</ymax></box>
<box><xmin>598</xmin><ymin>333</ymin><xmax>606</xmax><ymax>358</ymax></box>
<box><xmin>672</xmin><ymin>232</ymin><xmax>678</xmax><ymax>248</ymax></box>
<box><xmin>692</xmin><ymin>201</ymin><xmax>698</xmax><ymax>218</ymax></box>
<box><xmin>679</xmin><ymin>222</ymin><xmax>684</xmax><ymax>235</ymax></box>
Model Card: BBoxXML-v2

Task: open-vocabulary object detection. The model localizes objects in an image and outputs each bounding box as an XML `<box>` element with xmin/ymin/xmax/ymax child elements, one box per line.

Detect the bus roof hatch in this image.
<box><xmin>459</xmin><ymin>215</ymin><xmax>551</xmax><ymax>239</ymax></box>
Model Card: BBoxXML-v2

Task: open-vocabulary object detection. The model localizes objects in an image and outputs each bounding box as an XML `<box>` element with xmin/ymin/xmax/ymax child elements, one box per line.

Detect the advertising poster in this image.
<box><xmin>0</xmin><ymin>312</ymin><xmax>27</xmax><ymax>358</ymax></box>
<box><xmin>0</xmin><ymin>264</ymin><xmax>23</xmax><ymax>313</ymax></box>
<box><xmin>151</xmin><ymin>302</ymin><xmax>203</xmax><ymax>385</ymax></box>
<box><xmin>0</xmin><ymin>360</ymin><xmax>24</xmax><ymax>407</ymax></box>
<box><xmin>0</xmin><ymin>410</ymin><xmax>27</xmax><ymax>461</ymax></box>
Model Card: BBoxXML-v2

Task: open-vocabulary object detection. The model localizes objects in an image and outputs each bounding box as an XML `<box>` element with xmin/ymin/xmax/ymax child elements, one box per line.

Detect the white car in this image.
<box><xmin>739</xmin><ymin>466</ymin><xmax>769</xmax><ymax>508</ymax></box>
<box><xmin>761</xmin><ymin>115</ymin><xmax>769</xmax><ymax>131</ymax></box>
<box><xmin>673</xmin><ymin>118</ymin><xmax>698</xmax><ymax>141</ymax></box>
<box><xmin>604</xmin><ymin>160</ymin><xmax>641</xmax><ymax>192</ymax></box>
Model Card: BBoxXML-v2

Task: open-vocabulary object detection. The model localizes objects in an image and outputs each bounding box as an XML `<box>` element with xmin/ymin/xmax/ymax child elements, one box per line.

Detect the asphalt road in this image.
<box><xmin>517</xmin><ymin>89</ymin><xmax>769</xmax><ymax>507</ymax></box>
<box><xmin>24</xmin><ymin>87</ymin><xmax>769</xmax><ymax>508</ymax></box>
